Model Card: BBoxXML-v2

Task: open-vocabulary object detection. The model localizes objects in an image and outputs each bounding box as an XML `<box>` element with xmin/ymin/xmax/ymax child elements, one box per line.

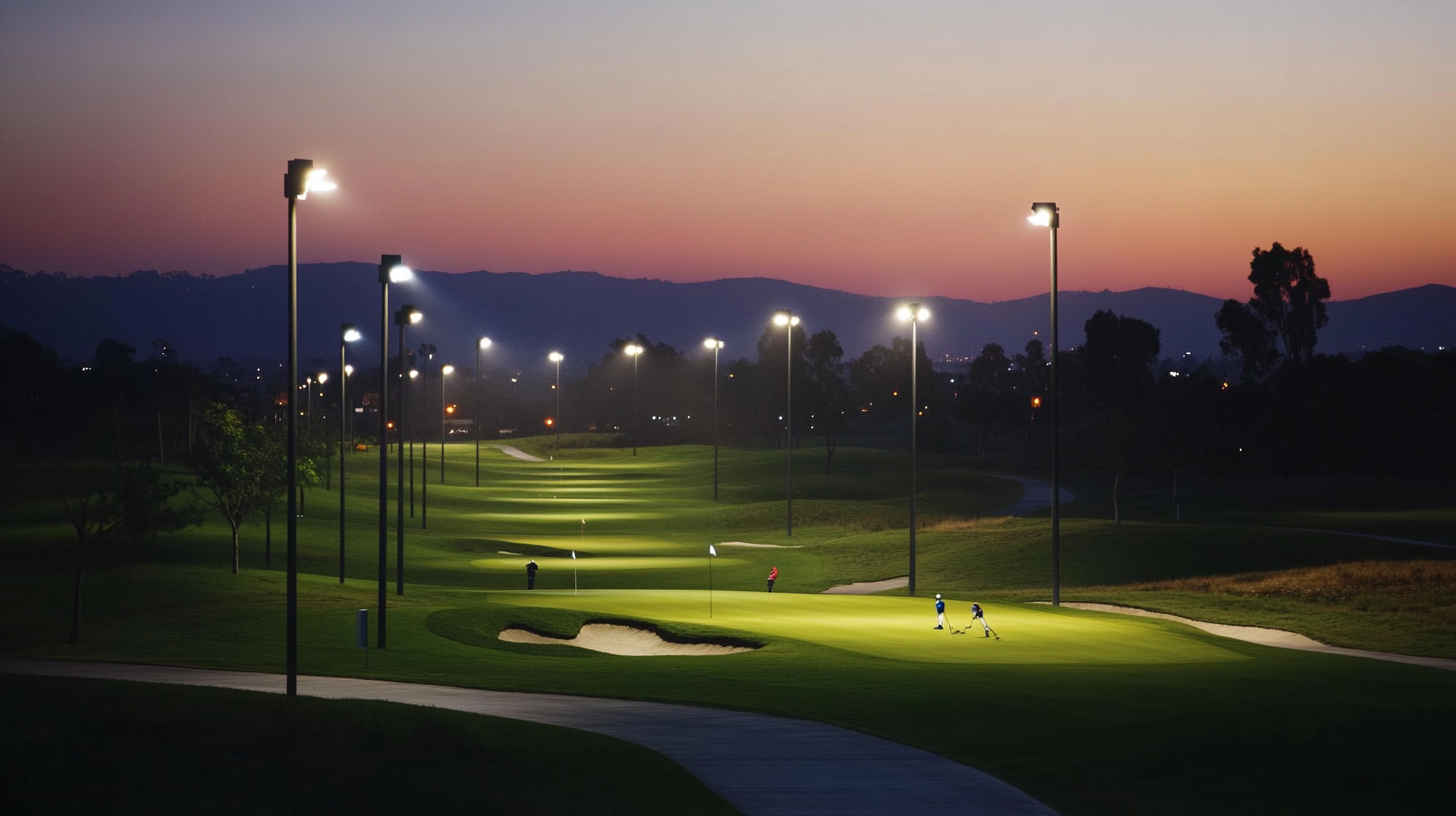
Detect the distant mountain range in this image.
<box><xmin>3</xmin><ymin>263</ymin><xmax>1451</xmax><ymax>374</ymax></box>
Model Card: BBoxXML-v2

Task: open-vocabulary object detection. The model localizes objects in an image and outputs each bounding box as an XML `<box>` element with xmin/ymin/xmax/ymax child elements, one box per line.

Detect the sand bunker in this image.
<box><xmin>823</xmin><ymin>576</ymin><xmax>909</xmax><ymax>594</ymax></box>
<box><xmin>499</xmin><ymin>623</ymin><xmax>756</xmax><ymax>656</ymax></box>
<box><xmin>1044</xmin><ymin>602</ymin><xmax>1456</xmax><ymax>672</ymax></box>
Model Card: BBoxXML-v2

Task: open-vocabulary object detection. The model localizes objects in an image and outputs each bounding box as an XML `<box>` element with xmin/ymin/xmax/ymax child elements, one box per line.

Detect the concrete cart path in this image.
<box><xmin>2</xmin><ymin>659</ymin><xmax>1056</xmax><ymax>816</ymax></box>
<box><xmin>1039</xmin><ymin>603</ymin><xmax>1456</xmax><ymax>672</ymax></box>
<box><xmin>493</xmin><ymin>444</ymin><xmax>546</xmax><ymax>462</ymax></box>
<box><xmin>985</xmin><ymin>473</ymin><xmax>1076</xmax><ymax>517</ymax></box>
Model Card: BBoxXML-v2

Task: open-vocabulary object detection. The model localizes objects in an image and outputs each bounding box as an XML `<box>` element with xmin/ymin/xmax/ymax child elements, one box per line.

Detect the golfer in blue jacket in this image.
<box><xmin>934</xmin><ymin>594</ymin><xmax>946</xmax><ymax>630</ymax></box>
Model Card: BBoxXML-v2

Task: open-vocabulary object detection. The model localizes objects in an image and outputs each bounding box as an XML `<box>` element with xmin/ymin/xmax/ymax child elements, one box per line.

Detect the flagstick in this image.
<box><xmin>708</xmin><ymin>551</ymin><xmax>713</xmax><ymax>618</ymax></box>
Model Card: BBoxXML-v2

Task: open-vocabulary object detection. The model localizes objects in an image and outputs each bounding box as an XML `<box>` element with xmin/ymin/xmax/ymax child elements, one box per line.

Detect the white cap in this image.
<box><xmin>935</xmin><ymin>593</ymin><xmax>942</xmax><ymax>599</ymax></box>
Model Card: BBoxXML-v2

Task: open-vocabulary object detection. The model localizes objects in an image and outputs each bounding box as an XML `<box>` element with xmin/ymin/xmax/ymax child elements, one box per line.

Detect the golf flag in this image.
<box><xmin>709</xmin><ymin>544</ymin><xmax>718</xmax><ymax>557</ymax></box>
<box><xmin>571</xmin><ymin>551</ymin><xmax>577</xmax><ymax>559</ymax></box>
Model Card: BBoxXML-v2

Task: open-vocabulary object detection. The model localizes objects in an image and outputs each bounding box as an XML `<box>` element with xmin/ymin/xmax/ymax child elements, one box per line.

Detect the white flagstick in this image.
<box><xmin>708</xmin><ymin>544</ymin><xmax>718</xmax><ymax>617</ymax></box>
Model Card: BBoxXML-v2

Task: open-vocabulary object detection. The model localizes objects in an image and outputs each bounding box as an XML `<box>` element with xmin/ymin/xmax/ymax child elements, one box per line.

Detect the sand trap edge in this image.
<box><xmin>499</xmin><ymin>622</ymin><xmax>757</xmax><ymax>656</ymax></box>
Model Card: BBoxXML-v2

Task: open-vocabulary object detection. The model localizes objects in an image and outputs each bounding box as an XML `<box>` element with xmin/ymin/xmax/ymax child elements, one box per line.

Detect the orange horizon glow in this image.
<box><xmin>1</xmin><ymin>3</ymin><xmax>1450</xmax><ymax>303</ymax></box>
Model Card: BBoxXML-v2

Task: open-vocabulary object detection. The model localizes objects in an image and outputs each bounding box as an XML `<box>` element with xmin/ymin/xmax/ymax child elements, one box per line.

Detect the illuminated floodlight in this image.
<box><xmin>548</xmin><ymin>351</ymin><xmax>564</xmax><ymax>363</ymax></box>
<box><xmin>703</xmin><ymin>337</ymin><xmax>724</xmax><ymax>350</ymax></box>
<box><xmin>442</xmin><ymin>364</ymin><xmax>455</xmax><ymax>376</ymax></box>
<box><xmin>408</xmin><ymin>369</ymin><xmax>419</xmax><ymax>380</ymax></box>
<box><xmin>389</xmin><ymin>265</ymin><xmax>413</xmax><ymax>283</ymax></box>
<box><xmin>344</xmin><ymin>364</ymin><xmax>355</xmax><ymax>376</ymax></box>
<box><xmin>772</xmin><ymin>311</ymin><xmax>800</xmax><ymax>327</ymax></box>
<box><xmin>316</xmin><ymin>372</ymin><xmax>329</xmax><ymax>384</ymax></box>
<box><xmin>1027</xmin><ymin>202</ymin><xmax>1058</xmax><ymax>228</ymax></box>
<box><xmin>342</xmin><ymin>326</ymin><xmax>363</xmax><ymax>343</ymax></box>
<box><xmin>624</xmin><ymin>343</ymin><xmax>643</xmax><ymax>357</ymax></box>
<box><xmin>478</xmin><ymin>337</ymin><xmax>493</xmax><ymax>350</ymax></box>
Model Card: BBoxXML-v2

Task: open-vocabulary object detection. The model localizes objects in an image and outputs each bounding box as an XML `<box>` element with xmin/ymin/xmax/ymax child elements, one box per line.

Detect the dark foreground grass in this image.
<box><xmin>0</xmin><ymin>673</ymin><xmax>736</xmax><ymax>816</ymax></box>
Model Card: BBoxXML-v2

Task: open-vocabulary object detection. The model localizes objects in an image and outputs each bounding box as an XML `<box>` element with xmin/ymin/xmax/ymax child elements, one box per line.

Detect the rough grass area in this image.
<box><xmin>1130</xmin><ymin>559</ymin><xmax>1456</xmax><ymax>602</ymax></box>
<box><xmin>0</xmin><ymin>673</ymin><xmax>737</xmax><ymax>816</ymax></box>
<box><xmin>1001</xmin><ymin>560</ymin><xmax>1456</xmax><ymax>657</ymax></box>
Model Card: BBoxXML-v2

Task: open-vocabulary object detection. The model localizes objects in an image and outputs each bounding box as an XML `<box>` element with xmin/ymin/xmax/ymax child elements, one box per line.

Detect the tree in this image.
<box><xmin>1083</xmin><ymin>310</ymin><xmax>1161</xmax><ymax>522</ymax></box>
<box><xmin>61</xmin><ymin>462</ymin><xmax>194</xmax><ymax>643</ymax></box>
<box><xmin>963</xmin><ymin>343</ymin><xmax>1014</xmax><ymax>456</ymax></box>
<box><xmin>1216</xmin><ymin>243</ymin><xmax>1331</xmax><ymax>378</ymax></box>
<box><xmin>193</xmin><ymin>403</ymin><xmax>276</xmax><ymax>573</ymax></box>
<box><xmin>802</xmin><ymin>330</ymin><xmax>848</xmax><ymax>473</ymax></box>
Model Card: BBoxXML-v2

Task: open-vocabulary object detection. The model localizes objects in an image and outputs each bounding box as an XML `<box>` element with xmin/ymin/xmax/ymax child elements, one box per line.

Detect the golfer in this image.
<box><xmin>971</xmin><ymin>602</ymin><xmax>992</xmax><ymax>637</ymax></box>
<box><xmin>934</xmin><ymin>593</ymin><xmax>946</xmax><ymax>630</ymax></box>
<box><xmin>766</xmin><ymin>565</ymin><xmax>779</xmax><ymax>592</ymax></box>
<box><xmin>525</xmin><ymin>560</ymin><xmax>538</xmax><ymax>589</ymax></box>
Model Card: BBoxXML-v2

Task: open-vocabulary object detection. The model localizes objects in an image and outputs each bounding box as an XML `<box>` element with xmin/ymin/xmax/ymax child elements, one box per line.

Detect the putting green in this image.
<box><xmin>471</xmin><ymin>557</ymin><xmax>745</xmax><ymax>572</ymax></box>
<box><xmin>485</xmin><ymin>589</ymin><xmax>1248</xmax><ymax>665</ymax></box>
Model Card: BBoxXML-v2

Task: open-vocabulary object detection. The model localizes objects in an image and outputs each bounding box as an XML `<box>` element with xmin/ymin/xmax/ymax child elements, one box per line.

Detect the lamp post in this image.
<box><xmin>548</xmin><ymin>351</ymin><xmax>564</xmax><ymax>455</ymax></box>
<box><xmin>282</xmin><ymin>158</ymin><xmax>334</xmax><ymax>697</ymax></box>
<box><xmin>376</xmin><ymin>255</ymin><xmax>412</xmax><ymax>648</ymax></box>
<box><xmin>624</xmin><ymin>343</ymin><xmax>643</xmax><ymax>455</ymax></box>
<box><xmin>1028</xmin><ymin>202</ymin><xmax>1062</xmax><ymax>607</ymax></box>
<box><xmin>475</xmin><ymin>337</ymin><xmax>492</xmax><ymax>487</ymax></box>
<box><xmin>703</xmin><ymin>338</ymin><xmax>724</xmax><ymax>500</ymax></box>
<box><xmin>440</xmin><ymin>363</ymin><xmax>454</xmax><ymax>485</ymax></box>
<box><xmin>316</xmin><ymin>372</ymin><xmax>329</xmax><ymax>490</ymax></box>
<box><xmin>395</xmin><ymin>306</ymin><xmax>422</xmax><ymax>596</ymax></box>
<box><xmin>895</xmin><ymin>303</ymin><xmax>931</xmax><ymax>596</ymax></box>
<box><xmin>772</xmin><ymin>311</ymin><xmax>800</xmax><ymax>536</ymax></box>
<box><xmin>338</xmin><ymin>327</ymin><xmax>359</xmax><ymax>584</ymax></box>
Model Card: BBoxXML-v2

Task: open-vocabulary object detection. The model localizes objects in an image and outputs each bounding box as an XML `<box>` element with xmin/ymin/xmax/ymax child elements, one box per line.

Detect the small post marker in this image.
<box><xmin>571</xmin><ymin>549</ymin><xmax>577</xmax><ymax>595</ymax></box>
<box><xmin>356</xmin><ymin>609</ymin><xmax>369</xmax><ymax>670</ymax></box>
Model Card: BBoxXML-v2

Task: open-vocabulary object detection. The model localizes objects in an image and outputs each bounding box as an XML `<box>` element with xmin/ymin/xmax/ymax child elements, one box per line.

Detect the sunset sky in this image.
<box><xmin>4</xmin><ymin>1</ymin><xmax>1452</xmax><ymax>302</ymax></box>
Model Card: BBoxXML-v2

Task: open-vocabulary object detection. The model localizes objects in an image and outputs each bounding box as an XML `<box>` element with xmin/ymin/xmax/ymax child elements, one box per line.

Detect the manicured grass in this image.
<box><xmin>4</xmin><ymin>441</ymin><xmax>1455</xmax><ymax>814</ymax></box>
<box><xmin>0</xmin><ymin>673</ymin><xmax>737</xmax><ymax>815</ymax></box>
<box><xmin>6</xmin><ymin>567</ymin><xmax>1453</xmax><ymax>815</ymax></box>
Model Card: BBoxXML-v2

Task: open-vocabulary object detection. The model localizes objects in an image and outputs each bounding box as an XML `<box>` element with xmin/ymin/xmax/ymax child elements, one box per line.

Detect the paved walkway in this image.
<box><xmin>2</xmin><ymin>659</ymin><xmax>1056</xmax><ymax>816</ymax></box>
<box><xmin>1039</xmin><ymin>603</ymin><xmax>1456</xmax><ymax>672</ymax></box>
<box><xmin>1260</xmin><ymin>525</ymin><xmax>1453</xmax><ymax>551</ymax></box>
<box><xmin>986</xmin><ymin>473</ymin><xmax>1076</xmax><ymax>517</ymax></box>
<box><xmin>493</xmin><ymin>444</ymin><xmax>546</xmax><ymax>462</ymax></box>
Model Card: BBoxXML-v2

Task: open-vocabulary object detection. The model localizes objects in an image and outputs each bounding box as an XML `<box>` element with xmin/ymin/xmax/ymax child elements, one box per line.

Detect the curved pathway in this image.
<box><xmin>1040</xmin><ymin>603</ymin><xmax>1456</xmax><ymax>672</ymax></box>
<box><xmin>986</xmin><ymin>473</ymin><xmax>1076</xmax><ymax>517</ymax></box>
<box><xmin>493</xmin><ymin>444</ymin><xmax>546</xmax><ymax>462</ymax></box>
<box><xmin>2</xmin><ymin>659</ymin><xmax>1056</xmax><ymax>816</ymax></box>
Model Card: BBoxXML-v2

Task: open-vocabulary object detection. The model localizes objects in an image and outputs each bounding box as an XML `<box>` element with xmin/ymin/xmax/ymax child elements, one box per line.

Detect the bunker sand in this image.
<box><xmin>499</xmin><ymin>623</ymin><xmax>755</xmax><ymax>656</ymax></box>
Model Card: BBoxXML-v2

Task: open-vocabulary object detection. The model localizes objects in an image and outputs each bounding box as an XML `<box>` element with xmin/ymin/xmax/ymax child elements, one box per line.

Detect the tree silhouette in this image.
<box><xmin>1217</xmin><ymin>243</ymin><xmax>1331</xmax><ymax>378</ymax></box>
<box><xmin>803</xmin><ymin>330</ymin><xmax>848</xmax><ymax>472</ymax></box>
<box><xmin>1083</xmin><ymin>310</ymin><xmax>1160</xmax><ymax>522</ymax></box>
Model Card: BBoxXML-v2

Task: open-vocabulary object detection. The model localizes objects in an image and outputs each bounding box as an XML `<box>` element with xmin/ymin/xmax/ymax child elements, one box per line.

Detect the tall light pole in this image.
<box><xmin>440</xmin><ymin>363</ymin><xmax>455</xmax><ymax>485</ymax></box>
<box><xmin>316</xmin><ymin>372</ymin><xmax>329</xmax><ymax>489</ymax></box>
<box><xmin>475</xmin><ymin>337</ymin><xmax>492</xmax><ymax>487</ymax></box>
<box><xmin>283</xmin><ymin>158</ymin><xmax>334</xmax><ymax>697</ymax></box>
<box><xmin>395</xmin><ymin>306</ymin><xmax>422</xmax><ymax>596</ymax></box>
<box><xmin>419</xmin><ymin>345</ymin><xmax>435</xmax><ymax>528</ymax></box>
<box><xmin>896</xmin><ymin>303</ymin><xmax>930</xmax><ymax>596</ymax></box>
<box><xmin>703</xmin><ymin>338</ymin><xmax>724</xmax><ymax>500</ymax></box>
<box><xmin>376</xmin><ymin>255</ymin><xmax>412</xmax><ymax>648</ymax></box>
<box><xmin>624</xmin><ymin>343</ymin><xmax>643</xmax><ymax>455</ymax></box>
<box><xmin>548</xmin><ymin>351</ymin><xmax>564</xmax><ymax>455</ymax></box>
<box><xmin>337</xmin><ymin>326</ymin><xmax>359</xmax><ymax>584</ymax></box>
<box><xmin>1028</xmin><ymin>202</ymin><xmax>1062</xmax><ymax>607</ymax></box>
<box><xmin>772</xmin><ymin>311</ymin><xmax>800</xmax><ymax>536</ymax></box>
